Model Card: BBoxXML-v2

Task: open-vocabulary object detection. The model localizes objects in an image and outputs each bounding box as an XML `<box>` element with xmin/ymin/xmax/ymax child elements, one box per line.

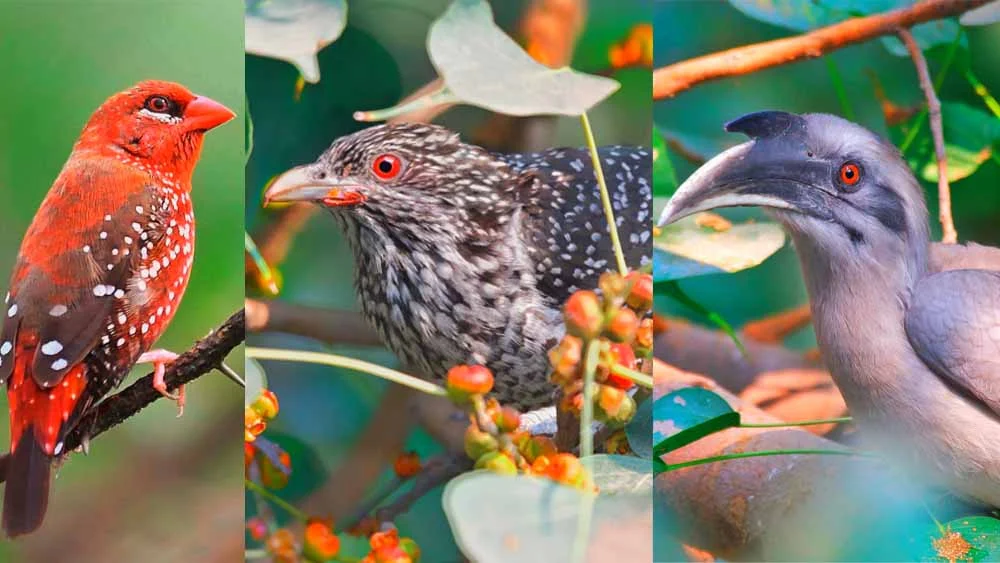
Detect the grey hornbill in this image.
<box><xmin>658</xmin><ymin>111</ymin><xmax>1000</xmax><ymax>507</ymax></box>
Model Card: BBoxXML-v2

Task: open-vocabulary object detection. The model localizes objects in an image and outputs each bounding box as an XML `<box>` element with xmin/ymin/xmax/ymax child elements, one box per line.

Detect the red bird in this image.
<box><xmin>0</xmin><ymin>80</ymin><xmax>234</xmax><ymax>536</ymax></box>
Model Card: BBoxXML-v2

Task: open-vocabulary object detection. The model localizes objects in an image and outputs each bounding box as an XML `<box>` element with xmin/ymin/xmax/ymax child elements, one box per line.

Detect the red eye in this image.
<box><xmin>372</xmin><ymin>154</ymin><xmax>402</xmax><ymax>180</ymax></box>
<box><xmin>839</xmin><ymin>162</ymin><xmax>861</xmax><ymax>187</ymax></box>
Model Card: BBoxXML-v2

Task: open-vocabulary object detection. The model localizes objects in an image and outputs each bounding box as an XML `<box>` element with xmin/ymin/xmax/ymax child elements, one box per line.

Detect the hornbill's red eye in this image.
<box><xmin>838</xmin><ymin>162</ymin><xmax>862</xmax><ymax>188</ymax></box>
<box><xmin>372</xmin><ymin>154</ymin><xmax>402</xmax><ymax>180</ymax></box>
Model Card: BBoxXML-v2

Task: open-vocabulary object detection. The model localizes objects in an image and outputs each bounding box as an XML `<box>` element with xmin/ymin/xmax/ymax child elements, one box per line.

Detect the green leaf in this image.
<box><xmin>245</xmin><ymin>358</ymin><xmax>268</xmax><ymax>407</ymax></box>
<box><xmin>245</xmin><ymin>0</ymin><xmax>348</xmax><ymax>83</ymax></box>
<box><xmin>918</xmin><ymin>102</ymin><xmax>1000</xmax><ymax>183</ymax></box>
<box><xmin>653</xmin><ymin>204</ymin><xmax>786</xmax><ymax>281</ymax></box>
<box><xmin>917</xmin><ymin>516</ymin><xmax>1000</xmax><ymax>562</ymax></box>
<box><xmin>443</xmin><ymin>455</ymin><xmax>650</xmax><ymax>562</ymax></box>
<box><xmin>652</xmin><ymin>387</ymin><xmax>739</xmax><ymax>456</ymax></box>
<box><xmin>263</xmin><ymin>431</ymin><xmax>330</xmax><ymax>501</ymax></box>
<box><xmin>626</xmin><ymin>398</ymin><xmax>653</xmax><ymax>459</ymax></box>
<box><xmin>425</xmin><ymin>0</ymin><xmax>619</xmax><ymax>116</ymax></box>
<box><xmin>961</xmin><ymin>2</ymin><xmax>1000</xmax><ymax>26</ymax></box>
<box><xmin>652</xmin><ymin>127</ymin><xmax>678</xmax><ymax>198</ymax></box>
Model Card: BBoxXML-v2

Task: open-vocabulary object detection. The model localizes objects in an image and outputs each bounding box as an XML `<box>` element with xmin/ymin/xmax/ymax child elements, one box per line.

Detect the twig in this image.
<box><xmin>898</xmin><ymin>28</ymin><xmax>957</xmax><ymax>244</ymax></box>
<box><xmin>665</xmin><ymin>137</ymin><xmax>707</xmax><ymax>165</ymax></box>
<box><xmin>372</xmin><ymin>453</ymin><xmax>471</xmax><ymax>524</ymax></box>
<box><xmin>652</xmin><ymin>0</ymin><xmax>991</xmax><ymax>100</ymax></box>
<box><xmin>0</xmin><ymin>309</ymin><xmax>246</xmax><ymax>483</ymax></box>
<box><xmin>246</xmin><ymin>298</ymin><xmax>382</xmax><ymax>347</ymax></box>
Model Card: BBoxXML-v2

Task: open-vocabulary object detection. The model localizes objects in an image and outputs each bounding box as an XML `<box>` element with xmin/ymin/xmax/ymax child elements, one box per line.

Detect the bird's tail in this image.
<box><xmin>1</xmin><ymin>344</ymin><xmax>84</xmax><ymax>537</ymax></box>
<box><xmin>2</xmin><ymin>429</ymin><xmax>50</xmax><ymax>537</ymax></box>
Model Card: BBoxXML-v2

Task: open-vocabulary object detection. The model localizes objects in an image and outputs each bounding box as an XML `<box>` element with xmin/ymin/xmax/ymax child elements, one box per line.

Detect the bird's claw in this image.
<box><xmin>138</xmin><ymin>349</ymin><xmax>185</xmax><ymax>417</ymax></box>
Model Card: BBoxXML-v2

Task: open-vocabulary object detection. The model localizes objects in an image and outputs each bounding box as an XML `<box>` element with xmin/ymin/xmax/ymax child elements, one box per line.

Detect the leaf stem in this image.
<box><xmin>354</xmin><ymin>85</ymin><xmax>458</xmax><ymax>122</ymax></box>
<box><xmin>580</xmin><ymin>339</ymin><xmax>601</xmax><ymax>458</ymax></box>
<box><xmin>246</xmin><ymin>479</ymin><xmax>309</xmax><ymax>522</ymax></box>
<box><xmin>246</xmin><ymin>347</ymin><xmax>448</xmax><ymax>397</ymax></box>
<box><xmin>580</xmin><ymin>112</ymin><xmax>628</xmax><ymax>275</ymax></box>
<box><xmin>663</xmin><ymin>448</ymin><xmax>869</xmax><ymax>472</ymax></box>
<box><xmin>740</xmin><ymin>416</ymin><xmax>853</xmax><ymax>429</ymax></box>
<box><xmin>609</xmin><ymin>363</ymin><xmax>653</xmax><ymax>389</ymax></box>
<box><xmin>965</xmin><ymin>68</ymin><xmax>1000</xmax><ymax>120</ymax></box>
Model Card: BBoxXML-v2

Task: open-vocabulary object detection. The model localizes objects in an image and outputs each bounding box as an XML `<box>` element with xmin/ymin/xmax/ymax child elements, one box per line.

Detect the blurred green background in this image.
<box><xmin>0</xmin><ymin>1</ymin><xmax>244</xmax><ymax>561</ymax></box>
<box><xmin>246</xmin><ymin>1</ymin><xmax>650</xmax><ymax>560</ymax></box>
<box><xmin>654</xmin><ymin>0</ymin><xmax>1000</xmax><ymax>344</ymax></box>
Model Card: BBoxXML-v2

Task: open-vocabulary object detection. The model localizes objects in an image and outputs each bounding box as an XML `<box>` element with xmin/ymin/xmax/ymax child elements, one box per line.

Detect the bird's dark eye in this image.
<box><xmin>837</xmin><ymin>162</ymin><xmax>862</xmax><ymax>190</ymax></box>
<box><xmin>144</xmin><ymin>95</ymin><xmax>172</xmax><ymax>114</ymax></box>
<box><xmin>372</xmin><ymin>154</ymin><xmax>403</xmax><ymax>181</ymax></box>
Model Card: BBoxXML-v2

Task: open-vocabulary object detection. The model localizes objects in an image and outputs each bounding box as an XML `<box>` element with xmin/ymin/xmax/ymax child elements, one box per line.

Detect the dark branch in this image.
<box><xmin>0</xmin><ymin>308</ymin><xmax>246</xmax><ymax>482</ymax></box>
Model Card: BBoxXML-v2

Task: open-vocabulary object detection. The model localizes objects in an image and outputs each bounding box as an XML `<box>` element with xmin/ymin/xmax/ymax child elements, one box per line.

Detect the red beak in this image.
<box><xmin>184</xmin><ymin>95</ymin><xmax>235</xmax><ymax>132</ymax></box>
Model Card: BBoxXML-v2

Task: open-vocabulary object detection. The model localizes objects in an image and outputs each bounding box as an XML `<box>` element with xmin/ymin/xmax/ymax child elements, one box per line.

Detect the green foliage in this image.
<box><xmin>652</xmin><ymin>387</ymin><xmax>739</xmax><ymax>457</ymax></box>
<box><xmin>626</xmin><ymin>398</ymin><xmax>653</xmax><ymax>458</ymax></box>
<box><xmin>443</xmin><ymin>455</ymin><xmax>650</xmax><ymax>563</ymax></box>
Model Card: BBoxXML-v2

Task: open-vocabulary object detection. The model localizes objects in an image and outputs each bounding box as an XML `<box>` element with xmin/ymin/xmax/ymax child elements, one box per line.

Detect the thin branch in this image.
<box><xmin>652</xmin><ymin>0</ymin><xmax>991</xmax><ymax>100</ymax></box>
<box><xmin>246</xmin><ymin>298</ymin><xmax>382</xmax><ymax>347</ymax></box>
<box><xmin>898</xmin><ymin>28</ymin><xmax>957</xmax><ymax>244</ymax></box>
<box><xmin>0</xmin><ymin>309</ymin><xmax>246</xmax><ymax>483</ymax></box>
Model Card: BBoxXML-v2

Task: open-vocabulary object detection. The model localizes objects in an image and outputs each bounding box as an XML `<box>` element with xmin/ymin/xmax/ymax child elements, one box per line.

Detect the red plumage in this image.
<box><xmin>0</xmin><ymin>80</ymin><xmax>234</xmax><ymax>537</ymax></box>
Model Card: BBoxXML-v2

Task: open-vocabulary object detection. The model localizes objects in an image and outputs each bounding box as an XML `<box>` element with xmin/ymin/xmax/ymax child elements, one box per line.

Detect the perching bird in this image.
<box><xmin>658</xmin><ymin>111</ymin><xmax>1000</xmax><ymax>507</ymax></box>
<box><xmin>265</xmin><ymin>123</ymin><xmax>652</xmax><ymax>409</ymax></box>
<box><xmin>0</xmin><ymin>80</ymin><xmax>234</xmax><ymax>536</ymax></box>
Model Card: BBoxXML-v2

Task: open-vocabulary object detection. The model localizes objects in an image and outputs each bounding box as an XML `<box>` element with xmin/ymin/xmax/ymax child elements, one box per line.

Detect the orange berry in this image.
<box><xmin>251</xmin><ymin>389</ymin><xmax>280</xmax><ymax>420</ymax></box>
<box><xmin>635</xmin><ymin>318</ymin><xmax>653</xmax><ymax>354</ymax></box>
<box><xmin>398</xmin><ymin>537</ymin><xmax>421</xmax><ymax>562</ymax></box>
<box><xmin>303</xmin><ymin>518</ymin><xmax>340</xmax><ymax>562</ymax></box>
<box><xmin>492</xmin><ymin>406</ymin><xmax>521</xmax><ymax>433</ymax></box>
<box><xmin>598</xmin><ymin>272</ymin><xmax>626</xmax><ymax>299</ymax></box>
<box><xmin>370</xmin><ymin>529</ymin><xmax>400</xmax><ymax>551</ymax></box>
<box><xmin>564</xmin><ymin>290</ymin><xmax>604</xmax><ymax>339</ymax></box>
<box><xmin>266</xmin><ymin>528</ymin><xmax>297</xmax><ymax>561</ymax></box>
<box><xmin>464</xmin><ymin>424</ymin><xmax>499</xmax><ymax>461</ymax></box>
<box><xmin>245</xmin><ymin>442</ymin><xmax>257</xmax><ymax>472</ymax></box>
<box><xmin>625</xmin><ymin>271</ymin><xmax>653</xmax><ymax>311</ymax></box>
<box><xmin>393</xmin><ymin>451</ymin><xmax>422</xmax><ymax>478</ymax></box>
<box><xmin>548</xmin><ymin>335</ymin><xmax>583</xmax><ymax>385</ymax></box>
<box><xmin>475</xmin><ymin>451</ymin><xmax>518</xmax><ymax>475</ymax></box>
<box><xmin>446</xmin><ymin>365</ymin><xmax>494</xmax><ymax>404</ymax></box>
<box><xmin>246</xmin><ymin>516</ymin><xmax>268</xmax><ymax>542</ymax></box>
<box><xmin>594</xmin><ymin>385</ymin><xmax>637</xmax><ymax>426</ymax></box>
<box><xmin>542</xmin><ymin>453</ymin><xmax>592</xmax><ymax>490</ymax></box>
<box><xmin>606</xmin><ymin>307</ymin><xmax>639</xmax><ymax>343</ymax></box>
<box><xmin>245</xmin><ymin>407</ymin><xmax>267</xmax><ymax>442</ymax></box>
<box><xmin>519</xmin><ymin>435</ymin><xmax>558</xmax><ymax>463</ymax></box>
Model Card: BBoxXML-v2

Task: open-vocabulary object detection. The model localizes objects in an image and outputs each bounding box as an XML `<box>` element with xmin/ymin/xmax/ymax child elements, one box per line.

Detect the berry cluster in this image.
<box><xmin>551</xmin><ymin>271</ymin><xmax>653</xmax><ymax>427</ymax></box>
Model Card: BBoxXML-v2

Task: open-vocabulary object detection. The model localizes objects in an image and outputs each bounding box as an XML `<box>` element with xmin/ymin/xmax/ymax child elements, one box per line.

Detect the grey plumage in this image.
<box><xmin>658</xmin><ymin>111</ymin><xmax>1000</xmax><ymax>507</ymax></box>
<box><xmin>266</xmin><ymin>123</ymin><xmax>651</xmax><ymax>409</ymax></box>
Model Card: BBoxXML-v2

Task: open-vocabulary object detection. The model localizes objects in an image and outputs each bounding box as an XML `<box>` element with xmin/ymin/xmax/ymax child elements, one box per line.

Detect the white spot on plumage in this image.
<box><xmin>41</xmin><ymin>341</ymin><xmax>63</xmax><ymax>355</ymax></box>
<box><xmin>51</xmin><ymin>358</ymin><xmax>67</xmax><ymax>370</ymax></box>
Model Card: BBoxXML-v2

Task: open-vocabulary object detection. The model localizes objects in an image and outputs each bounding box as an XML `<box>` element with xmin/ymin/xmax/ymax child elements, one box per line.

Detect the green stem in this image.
<box><xmin>245</xmin><ymin>549</ymin><xmax>269</xmax><ymax>560</ymax></box>
<box><xmin>246</xmin><ymin>479</ymin><xmax>309</xmax><ymax>522</ymax></box>
<box><xmin>965</xmin><ymin>69</ymin><xmax>1000</xmax><ymax>119</ymax></box>
<box><xmin>740</xmin><ymin>416</ymin><xmax>852</xmax><ymax>429</ymax></box>
<box><xmin>570</xmin><ymin>490</ymin><xmax>597</xmax><ymax>563</ymax></box>
<box><xmin>580</xmin><ymin>339</ymin><xmax>601</xmax><ymax>458</ymax></box>
<box><xmin>664</xmin><ymin>448</ymin><xmax>869</xmax><ymax>472</ymax></box>
<box><xmin>580</xmin><ymin>112</ymin><xmax>628</xmax><ymax>275</ymax></box>
<box><xmin>824</xmin><ymin>57</ymin><xmax>855</xmax><ymax>121</ymax></box>
<box><xmin>353</xmin><ymin>85</ymin><xmax>458</xmax><ymax>122</ymax></box>
<box><xmin>245</xmin><ymin>232</ymin><xmax>279</xmax><ymax>295</ymax></box>
<box><xmin>246</xmin><ymin>347</ymin><xmax>448</xmax><ymax>397</ymax></box>
<box><xmin>609</xmin><ymin>363</ymin><xmax>653</xmax><ymax>389</ymax></box>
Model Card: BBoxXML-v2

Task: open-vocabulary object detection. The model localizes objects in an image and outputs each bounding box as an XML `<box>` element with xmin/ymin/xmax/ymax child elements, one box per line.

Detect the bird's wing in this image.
<box><xmin>904</xmin><ymin>269</ymin><xmax>1000</xmax><ymax>418</ymax></box>
<box><xmin>0</xmin><ymin>158</ymin><xmax>164</xmax><ymax>387</ymax></box>
<box><xmin>504</xmin><ymin>146</ymin><xmax>653</xmax><ymax>303</ymax></box>
<box><xmin>930</xmin><ymin>241</ymin><xmax>1000</xmax><ymax>273</ymax></box>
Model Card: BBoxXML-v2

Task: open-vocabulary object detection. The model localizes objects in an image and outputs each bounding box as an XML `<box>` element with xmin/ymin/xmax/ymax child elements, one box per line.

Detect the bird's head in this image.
<box><xmin>264</xmin><ymin>123</ymin><xmax>522</xmax><ymax>225</ymax></box>
<box><xmin>76</xmin><ymin>80</ymin><xmax>235</xmax><ymax>181</ymax></box>
<box><xmin>658</xmin><ymin>111</ymin><xmax>930</xmax><ymax>270</ymax></box>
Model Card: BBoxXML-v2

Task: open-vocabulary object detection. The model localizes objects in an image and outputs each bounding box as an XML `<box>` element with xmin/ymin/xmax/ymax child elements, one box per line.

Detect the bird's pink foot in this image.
<box><xmin>137</xmin><ymin>349</ymin><xmax>185</xmax><ymax>417</ymax></box>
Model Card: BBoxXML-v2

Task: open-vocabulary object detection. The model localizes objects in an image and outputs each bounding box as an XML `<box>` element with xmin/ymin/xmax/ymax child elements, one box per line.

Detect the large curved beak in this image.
<box><xmin>263</xmin><ymin>165</ymin><xmax>366</xmax><ymax>208</ymax></box>
<box><xmin>184</xmin><ymin>95</ymin><xmax>236</xmax><ymax>132</ymax></box>
<box><xmin>657</xmin><ymin>112</ymin><xmax>833</xmax><ymax>227</ymax></box>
